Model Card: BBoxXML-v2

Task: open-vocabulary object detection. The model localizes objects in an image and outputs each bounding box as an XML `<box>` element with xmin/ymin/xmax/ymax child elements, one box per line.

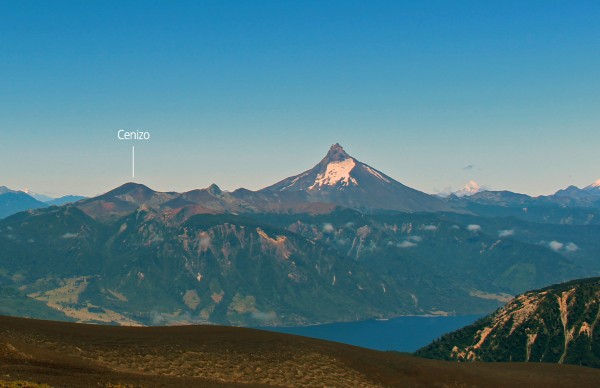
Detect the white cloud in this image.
<box><xmin>322</xmin><ymin>223</ymin><xmax>335</xmax><ymax>233</ymax></box>
<box><xmin>421</xmin><ymin>225</ymin><xmax>438</xmax><ymax>231</ymax></box>
<box><xmin>61</xmin><ymin>232</ymin><xmax>78</xmax><ymax>239</ymax></box>
<box><xmin>565</xmin><ymin>242</ymin><xmax>579</xmax><ymax>252</ymax></box>
<box><xmin>398</xmin><ymin>241</ymin><xmax>417</xmax><ymax>248</ymax></box>
<box><xmin>251</xmin><ymin>310</ymin><xmax>277</xmax><ymax>322</ymax></box>
<box><xmin>409</xmin><ymin>235</ymin><xmax>423</xmax><ymax>242</ymax></box>
<box><xmin>549</xmin><ymin>241</ymin><xmax>564</xmax><ymax>252</ymax></box>
<box><xmin>467</xmin><ymin>224</ymin><xmax>481</xmax><ymax>232</ymax></box>
<box><xmin>498</xmin><ymin>229</ymin><xmax>514</xmax><ymax>238</ymax></box>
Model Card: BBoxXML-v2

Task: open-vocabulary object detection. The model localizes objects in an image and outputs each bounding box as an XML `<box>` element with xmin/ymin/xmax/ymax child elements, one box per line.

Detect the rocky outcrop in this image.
<box><xmin>416</xmin><ymin>277</ymin><xmax>600</xmax><ymax>368</ymax></box>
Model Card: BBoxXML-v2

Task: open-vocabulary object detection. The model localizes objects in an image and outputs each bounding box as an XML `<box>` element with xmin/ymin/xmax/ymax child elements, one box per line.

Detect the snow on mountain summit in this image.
<box><xmin>453</xmin><ymin>180</ymin><xmax>482</xmax><ymax>197</ymax></box>
<box><xmin>21</xmin><ymin>188</ymin><xmax>55</xmax><ymax>202</ymax></box>
<box><xmin>308</xmin><ymin>144</ymin><xmax>391</xmax><ymax>189</ymax></box>
<box><xmin>309</xmin><ymin>158</ymin><xmax>358</xmax><ymax>189</ymax></box>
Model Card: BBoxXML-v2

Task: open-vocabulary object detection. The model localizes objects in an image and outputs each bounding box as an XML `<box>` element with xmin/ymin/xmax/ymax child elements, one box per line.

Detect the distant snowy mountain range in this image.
<box><xmin>21</xmin><ymin>189</ymin><xmax>55</xmax><ymax>203</ymax></box>
<box><xmin>1</xmin><ymin>187</ymin><xmax>84</xmax><ymax>203</ymax></box>
<box><xmin>2</xmin><ymin>144</ymin><xmax>600</xmax><ymax>220</ymax></box>
<box><xmin>440</xmin><ymin>178</ymin><xmax>600</xmax><ymax>202</ymax></box>
<box><xmin>437</xmin><ymin>180</ymin><xmax>484</xmax><ymax>198</ymax></box>
<box><xmin>0</xmin><ymin>186</ymin><xmax>85</xmax><ymax>219</ymax></box>
<box><xmin>1</xmin><ymin>143</ymin><xmax>599</xmax><ymax>327</ymax></box>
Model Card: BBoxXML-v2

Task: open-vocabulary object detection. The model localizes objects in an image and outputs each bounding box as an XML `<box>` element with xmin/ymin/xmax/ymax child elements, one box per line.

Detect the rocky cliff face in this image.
<box><xmin>416</xmin><ymin>277</ymin><xmax>600</xmax><ymax>368</ymax></box>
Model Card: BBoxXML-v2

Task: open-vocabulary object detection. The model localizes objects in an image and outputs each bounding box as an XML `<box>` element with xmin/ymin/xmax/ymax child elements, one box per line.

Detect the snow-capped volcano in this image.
<box><xmin>266</xmin><ymin>143</ymin><xmax>398</xmax><ymax>192</ymax></box>
<box><xmin>454</xmin><ymin>180</ymin><xmax>483</xmax><ymax>197</ymax></box>
<box><xmin>261</xmin><ymin>143</ymin><xmax>453</xmax><ymax>213</ymax></box>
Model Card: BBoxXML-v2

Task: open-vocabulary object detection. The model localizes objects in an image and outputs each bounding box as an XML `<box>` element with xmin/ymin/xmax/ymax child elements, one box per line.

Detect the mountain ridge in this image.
<box><xmin>416</xmin><ymin>276</ymin><xmax>600</xmax><ymax>368</ymax></box>
<box><xmin>4</xmin><ymin>149</ymin><xmax>599</xmax><ymax>220</ymax></box>
<box><xmin>61</xmin><ymin>144</ymin><xmax>459</xmax><ymax>223</ymax></box>
<box><xmin>0</xmin><ymin>145</ymin><xmax>598</xmax><ymax>327</ymax></box>
<box><xmin>0</xmin><ymin>202</ymin><xmax>587</xmax><ymax>326</ymax></box>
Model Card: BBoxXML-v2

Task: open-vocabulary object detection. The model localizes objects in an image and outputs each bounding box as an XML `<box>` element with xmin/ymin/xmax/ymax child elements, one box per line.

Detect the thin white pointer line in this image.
<box><xmin>132</xmin><ymin>146</ymin><xmax>135</xmax><ymax>178</ymax></box>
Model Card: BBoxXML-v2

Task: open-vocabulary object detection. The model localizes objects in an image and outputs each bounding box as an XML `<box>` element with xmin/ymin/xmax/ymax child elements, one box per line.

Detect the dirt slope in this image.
<box><xmin>1</xmin><ymin>315</ymin><xmax>599</xmax><ymax>387</ymax></box>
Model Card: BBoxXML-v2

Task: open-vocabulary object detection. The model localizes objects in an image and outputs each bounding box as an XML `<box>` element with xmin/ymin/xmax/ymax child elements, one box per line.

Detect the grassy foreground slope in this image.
<box><xmin>1</xmin><ymin>316</ymin><xmax>600</xmax><ymax>387</ymax></box>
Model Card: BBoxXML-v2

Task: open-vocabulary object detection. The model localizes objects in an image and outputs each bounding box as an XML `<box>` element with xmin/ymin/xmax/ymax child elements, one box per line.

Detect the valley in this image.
<box><xmin>1</xmin><ymin>145</ymin><xmax>599</xmax><ymax>327</ymax></box>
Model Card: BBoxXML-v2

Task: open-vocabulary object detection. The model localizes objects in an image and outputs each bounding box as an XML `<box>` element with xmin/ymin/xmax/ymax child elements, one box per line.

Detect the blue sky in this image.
<box><xmin>1</xmin><ymin>1</ymin><xmax>599</xmax><ymax>197</ymax></box>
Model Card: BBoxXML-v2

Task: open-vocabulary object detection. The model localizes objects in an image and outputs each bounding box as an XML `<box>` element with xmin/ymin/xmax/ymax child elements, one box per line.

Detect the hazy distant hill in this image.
<box><xmin>0</xmin><ymin>186</ymin><xmax>86</xmax><ymax>219</ymax></box>
<box><xmin>416</xmin><ymin>277</ymin><xmax>600</xmax><ymax>368</ymax></box>
<box><xmin>45</xmin><ymin>195</ymin><xmax>86</xmax><ymax>206</ymax></box>
<box><xmin>444</xmin><ymin>189</ymin><xmax>600</xmax><ymax>225</ymax></box>
<box><xmin>441</xmin><ymin>179</ymin><xmax>600</xmax><ymax>213</ymax></box>
<box><xmin>0</xmin><ymin>188</ymin><xmax>47</xmax><ymax>219</ymax></box>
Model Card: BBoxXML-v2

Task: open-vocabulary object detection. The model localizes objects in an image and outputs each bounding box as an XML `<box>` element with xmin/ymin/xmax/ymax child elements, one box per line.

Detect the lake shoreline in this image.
<box><xmin>256</xmin><ymin>314</ymin><xmax>483</xmax><ymax>352</ymax></box>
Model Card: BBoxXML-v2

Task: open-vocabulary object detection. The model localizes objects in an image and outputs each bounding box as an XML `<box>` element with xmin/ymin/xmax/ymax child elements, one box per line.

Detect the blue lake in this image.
<box><xmin>258</xmin><ymin>315</ymin><xmax>481</xmax><ymax>352</ymax></box>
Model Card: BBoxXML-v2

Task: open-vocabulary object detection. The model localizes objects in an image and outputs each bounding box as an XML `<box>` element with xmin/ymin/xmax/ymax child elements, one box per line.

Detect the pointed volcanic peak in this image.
<box><xmin>75</xmin><ymin>182</ymin><xmax>178</xmax><ymax>222</ymax></box>
<box><xmin>264</xmin><ymin>143</ymin><xmax>394</xmax><ymax>192</ymax></box>
<box><xmin>261</xmin><ymin>143</ymin><xmax>455</xmax><ymax>213</ymax></box>
<box><xmin>309</xmin><ymin>143</ymin><xmax>361</xmax><ymax>190</ymax></box>
<box><xmin>264</xmin><ymin>143</ymin><xmax>361</xmax><ymax>192</ymax></box>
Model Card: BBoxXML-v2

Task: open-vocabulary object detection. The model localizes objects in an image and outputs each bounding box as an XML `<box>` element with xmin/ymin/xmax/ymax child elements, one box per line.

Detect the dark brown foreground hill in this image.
<box><xmin>0</xmin><ymin>316</ymin><xmax>599</xmax><ymax>387</ymax></box>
